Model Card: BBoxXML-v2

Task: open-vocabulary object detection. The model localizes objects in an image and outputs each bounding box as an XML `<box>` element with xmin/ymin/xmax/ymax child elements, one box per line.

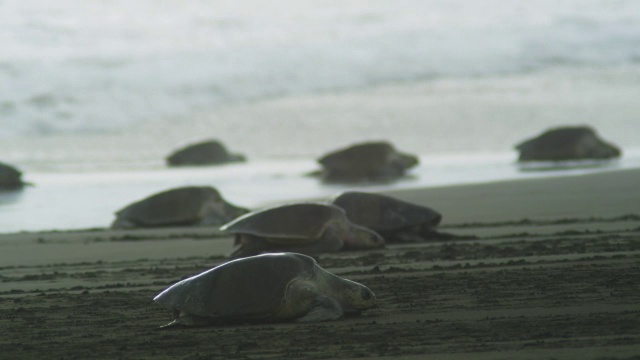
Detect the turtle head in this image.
<box><xmin>342</xmin><ymin>223</ymin><xmax>385</xmax><ymax>250</ymax></box>
<box><xmin>340</xmin><ymin>280</ymin><xmax>377</xmax><ymax>313</ymax></box>
<box><xmin>323</xmin><ymin>207</ymin><xmax>385</xmax><ymax>250</ymax></box>
<box><xmin>313</xmin><ymin>265</ymin><xmax>377</xmax><ymax>315</ymax></box>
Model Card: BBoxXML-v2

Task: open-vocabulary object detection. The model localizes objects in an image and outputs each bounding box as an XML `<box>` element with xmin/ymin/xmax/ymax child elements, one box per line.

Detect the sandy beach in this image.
<box><xmin>1</xmin><ymin>168</ymin><xmax>639</xmax><ymax>359</ymax></box>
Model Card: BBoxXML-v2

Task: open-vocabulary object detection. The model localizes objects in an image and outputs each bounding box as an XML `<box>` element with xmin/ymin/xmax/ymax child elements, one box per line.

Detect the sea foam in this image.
<box><xmin>2</xmin><ymin>0</ymin><xmax>640</xmax><ymax>137</ymax></box>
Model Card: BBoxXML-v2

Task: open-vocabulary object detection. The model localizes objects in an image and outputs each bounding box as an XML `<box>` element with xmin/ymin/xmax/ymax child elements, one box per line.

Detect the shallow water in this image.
<box><xmin>1</xmin><ymin>150</ymin><xmax>638</xmax><ymax>234</ymax></box>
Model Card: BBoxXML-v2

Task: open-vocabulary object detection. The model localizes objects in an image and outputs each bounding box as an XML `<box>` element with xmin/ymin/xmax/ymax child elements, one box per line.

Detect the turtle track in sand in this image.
<box><xmin>1</xmin><ymin>215</ymin><xmax>640</xmax><ymax>359</ymax></box>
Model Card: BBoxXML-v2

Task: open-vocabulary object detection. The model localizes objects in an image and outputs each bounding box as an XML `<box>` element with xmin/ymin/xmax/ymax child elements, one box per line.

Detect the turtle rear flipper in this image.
<box><xmin>158</xmin><ymin>313</ymin><xmax>212</xmax><ymax>329</ymax></box>
<box><xmin>158</xmin><ymin>320</ymin><xmax>182</xmax><ymax>329</ymax></box>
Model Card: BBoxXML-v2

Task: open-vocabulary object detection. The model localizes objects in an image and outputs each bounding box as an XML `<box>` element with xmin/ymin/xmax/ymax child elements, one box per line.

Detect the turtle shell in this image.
<box><xmin>316</xmin><ymin>141</ymin><xmax>419</xmax><ymax>183</ymax></box>
<box><xmin>114</xmin><ymin>186</ymin><xmax>223</xmax><ymax>227</ymax></box>
<box><xmin>331</xmin><ymin>191</ymin><xmax>442</xmax><ymax>232</ymax></box>
<box><xmin>515</xmin><ymin>126</ymin><xmax>621</xmax><ymax>161</ymax></box>
<box><xmin>0</xmin><ymin>162</ymin><xmax>26</xmax><ymax>189</ymax></box>
<box><xmin>318</xmin><ymin>141</ymin><xmax>395</xmax><ymax>173</ymax></box>
<box><xmin>220</xmin><ymin>203</ymin><xmax>346</xmax><ymax>241</ymax></box>
<box><xmin>153</xmin><ymin>253</ymin><xmax>316</xmax><ymax>319</ymax></box>
<box><xmin>166</xmin><ymin>140</ymin><xmax>246</xmax><ymax>166</ymax></box>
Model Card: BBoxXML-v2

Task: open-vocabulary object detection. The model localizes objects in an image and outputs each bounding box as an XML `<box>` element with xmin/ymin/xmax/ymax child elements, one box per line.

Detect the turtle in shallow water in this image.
<box><xmin>166</xmin><ymin>139</ymin><xmax>246</xmax><ymax>167</ymax></box>
<box><xmin>0</xmin><ymin>162</ymin><xmax>30</xmax><ymax>190</ymax></box>
<box><xmin>315</xmin><ymin>141</ymin><xmax>418</xmax><ymax>183</ymax></box>
<box><xmin>111</xmin><ymin>186</ymin><xmax>248</xmax><ymax>229</ymax></box>
<box><xmin>516</xmin><ymin>126</ymin><xmax>621</xmax><ymax>162</ymax></box>
<box><xmin>153</xmin><ymin>252</ymin><xmax>377</xmax><ymax>327</ymax></box>
<box><xmin>220</xmin><ymin>203</ymin><xmax>385</xmax><ymax>257</ymax></box>
<box><xmin>331</xmin><ymin>191</ymin><xmax>451</xmax><ymax>243</ymax></box>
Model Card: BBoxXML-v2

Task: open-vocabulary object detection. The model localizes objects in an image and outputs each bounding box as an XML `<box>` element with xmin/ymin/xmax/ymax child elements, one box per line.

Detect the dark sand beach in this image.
<box><xmin>1</xmin><ymin>168</ymin><xmax>639</xmax><ymax>359</ymax></box>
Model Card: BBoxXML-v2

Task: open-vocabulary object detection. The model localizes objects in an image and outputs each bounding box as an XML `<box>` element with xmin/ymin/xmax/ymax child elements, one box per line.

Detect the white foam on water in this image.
<box><xmin>2</xmin><ymin>0</ymin><xmax>640</xmax><ymax>136</ymax></box>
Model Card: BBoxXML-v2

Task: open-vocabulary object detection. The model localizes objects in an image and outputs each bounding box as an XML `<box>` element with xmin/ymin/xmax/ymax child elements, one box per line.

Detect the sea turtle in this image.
<box><xmin>516</xmin><ymin>126</ymin><xmax>621</xmax><ymax>162</ymax></box>
<box><xmin>315</xmin><ymin>141</ymin><xmax>419</xmax><ymax>183</ymax></box>
<box><xmin>111</xmin><ymin>186</ymin><xmax>248</xmax><ymax>229</ymax></box>
<box><xmin>153</xmin><ymin>252</ymin><xmax>377</xmax><ymax>327</ymax></box>
<box><xmin>166</xmin><ymin>139</ymin><xmax>246</xmax><ymax>167</ymax></box>
<box><xmin>331</xmin><ymin>191</ymin><xmax>444</xmax><ymax>243</ymax></box>
<box><xmin>220</xmin><ymin>203</ymin><xmax>385</xmax><ymax>257</ymax></box>
<box><xmin>0</xmin><ymin>162</ymin><xmax>29</xmax><ymax>190</ymax></box>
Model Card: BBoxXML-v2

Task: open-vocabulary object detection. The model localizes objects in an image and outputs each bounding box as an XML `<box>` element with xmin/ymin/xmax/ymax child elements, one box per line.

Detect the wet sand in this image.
<box><xmin>1</xmin><ymin>168</ymin><xmax>639</xmax><ymax>359</ymax></box>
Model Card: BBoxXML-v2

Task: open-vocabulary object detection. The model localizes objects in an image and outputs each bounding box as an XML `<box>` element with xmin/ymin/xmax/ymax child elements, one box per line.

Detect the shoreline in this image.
<box><xmin>388</xmin><ymin>166</ymin><xmax>640</xmax><ymax>224</ymax></box>
<box><xmin>2</xmin><ymin>65</ymin><xmax>640</xmax><ymax>169</ymax></box>
<box><xmin>2</xmin><ymin>167</ymin><xmax>638</xmax><ymax>264</ymax></box>
<box><xmin>1</xmin><ymin>161</ymin><xmax>638</xmax><ymax>234</ymax></box>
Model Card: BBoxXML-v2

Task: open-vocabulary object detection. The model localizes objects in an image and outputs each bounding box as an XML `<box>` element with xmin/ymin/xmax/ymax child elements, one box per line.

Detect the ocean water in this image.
<box><xmin>3</xmin><ymin>0</ymin><xmax>640</xmax><ymax>137</ymax></box>
<box><xmin>1</xmin><ymin>0</ymin><xmax>640</xmax><ymax>233</ymax></box>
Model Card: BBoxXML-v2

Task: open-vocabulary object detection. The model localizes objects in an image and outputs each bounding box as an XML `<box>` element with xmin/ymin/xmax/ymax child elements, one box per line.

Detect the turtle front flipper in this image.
<box><xmin>295</xmin><ymin>296</ymin><xmax>344</xmax><ymax>322</ymax></box>
<box><xmin>279</xmin><ymin>278</ymin><xmax>345</xmax><ymax>322</ymax></box>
